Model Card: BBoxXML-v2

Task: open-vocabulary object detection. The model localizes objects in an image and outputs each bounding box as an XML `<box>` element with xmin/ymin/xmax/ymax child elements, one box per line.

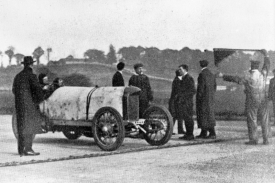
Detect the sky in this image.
<box><xmin>0</xmin><ymin>0</ymin><xmax>274</xmax><ymax>66</ymax></box>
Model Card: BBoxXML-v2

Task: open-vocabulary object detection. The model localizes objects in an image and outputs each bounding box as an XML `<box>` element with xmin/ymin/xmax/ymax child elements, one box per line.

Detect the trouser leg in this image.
<box><xmin>259</xmin><ymin>101</ymin><xmax>270</xmax><ymax>142</ymax></box>
<box><xmin>173</xmin><ymin>118</ymin><xmax>176</xmax><ymax>126</ymax></box>
<box><xmin>17</xmin><ymin>121</ymin><xmax>24</xmax><ymax>155</ymax></box>
<box><xmin>17</xmin><ymin>132</ymin><xmax>24</xmax><ymax>155</ymax></box>
<box><xmin>184</xmin><ymin>118</ymin><xmax>194</xmax><ymax>136</ymax></box>
<box><xmin>23</xmin><ymin>134</ymin><xmax>33</xmax><ymax>151</ymax></box>
<box><xmin>273</xmin><ymin>101</ymin><xmax>275</xmax><ymax>125</ymax></box>
<box><xmin>182</xmin><ymin>103</ymin><xmax>194</xmax><ymax>136</ymax></box>
<box><xmin>177</xmin><ymin>118</ymin><xmax>185</xmax><ymax>134</ymax></box>
<box><xmin>208</xmin><ymin>127</ymin><xmax>216</xmax><ymax>136</ymax></box>
<box><xmin>246</xmin><ymin>103</ymin><xmax>258</xmax><ymax>142</ymax></box>
<box><xmin>199</xmin><ymin>129</ymin><xmax>208</xmax><ymax>136</ymax></box>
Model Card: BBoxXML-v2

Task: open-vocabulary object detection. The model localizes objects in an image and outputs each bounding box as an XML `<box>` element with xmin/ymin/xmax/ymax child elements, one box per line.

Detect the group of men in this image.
<box><xmin>112</xmin><ymin>62</ymin><xmax>153</xmax><ymax>117</ymax></box>
<box><xmin>169</xmin><ymin>60</ymin><xmax>217</xmax><ymax>140</ymax></box>
<box><xmin>13</xmin><ymin>52</ymin><xmax>272</xmax><ymax>157</ymax></box>
<box><xmin>170</xmin><ymin>51</ymin><xmax>272</xmax><ymax>144</ymax></box>
<box><xmin>112</xmin><ymin>51</ymin><xmax>272</xmax><ymax>145</ymax></box>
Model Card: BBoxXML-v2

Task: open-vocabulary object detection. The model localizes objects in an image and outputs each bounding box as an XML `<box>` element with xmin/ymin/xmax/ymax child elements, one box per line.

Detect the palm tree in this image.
<box><xmin>5</xmin><ymin>46</ymin><xmax>15</xmax><ymax>66</ymax></box>
<box><xmin>47</xmin><ymin>47</ymin><xmax>52</xmax><ymax>62</ymax></box>
<box><xmin>13</xmin><ymin>53</ymin><xmax>25</xmax><ymax>65</ymax></box>
<box><xmin>33</xmin><ymin>46</ymin><xmax>44</xmax><ymax>65</ymax></box>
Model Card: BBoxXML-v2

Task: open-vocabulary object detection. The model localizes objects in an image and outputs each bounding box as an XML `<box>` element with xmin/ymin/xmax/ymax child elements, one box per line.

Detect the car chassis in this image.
<box><xmin>12</xmin><ymin>86</ymin><xmax>173</xmax><ymax>151</ymax></box>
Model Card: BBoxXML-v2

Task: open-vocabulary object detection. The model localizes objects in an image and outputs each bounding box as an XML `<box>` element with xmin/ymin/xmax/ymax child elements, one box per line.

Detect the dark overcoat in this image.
<box><xmin>12</xmin><ymin>67</ymin><xmax>45</xmax><ymax>135</ymax></box>
<box><xmin>169</xmin><ymin>76</ymin><xmax>182</xmax><ymax>118</ymax></box>
<box><xmin>196</xmin><ymin>68</ymin><xmax>217</xmax><ymax>129</ymax></box>
<box><xmin>176</xmin><ymin>74</ymin><xmax>196</xmax><ymax>119</ymax></box>
<box><xmin>129</xmin><ymin>74</ymin><xmax>153</xmax><ymax>117</ymax></box>
<box><xmin>112</xmin><ymin>71</ymin><xmax>125</xmax><ymax>87</ymax></box>
<box><xmin>268</xmin><ymin>77</ymin><xmax>275</xmax><ymax>101</ymax></box>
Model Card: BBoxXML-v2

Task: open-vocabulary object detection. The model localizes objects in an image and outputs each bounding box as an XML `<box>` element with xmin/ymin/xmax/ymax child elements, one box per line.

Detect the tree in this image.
<box><xmin>13</xmin><ymin>53</ymin><xmax>25</xmax><ymax>65</ymax></box>
<box><xmin>33</xmin><ymin>46</ymin><xmax>44</xmax><ymax>65</ymax></box>
<box><xmin>46</xmin><ymin>47</ymin><xmax>52</xmax><ymax>62</ymax></box>
<box><xmin>66</xmin><ymin>55</ymin><xmax>74</xmax><ymax>59</ymax></box>
<box><xmin>106</xmin><ymin>44</ymin><xmax>117</xmax><ymax>64</ymax></box>
<box><xmin>63</xmin><ymin>73</ymin><xmax>92</xmax><ymax>87</ymax></box>
<box><xmin>84</xmin><ymin>49</ymin><xmax>105</xmax><ymax>62</ymax></box>
<box><xmin>5</xmin><ymin>46</ymin><xmax>15</xmax><ymax>66</ymax></box>
<box><xmin>0</xmin><ymin>51</ymin><xmax>3</xmax><ymax>68</ymax></box>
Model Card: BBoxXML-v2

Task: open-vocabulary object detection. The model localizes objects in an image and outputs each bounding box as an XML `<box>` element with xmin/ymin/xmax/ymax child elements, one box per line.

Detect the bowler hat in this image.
<box><xmin>21</xmin><ymin>56</ymin><xmax>36</xmax><ymax>65</ymax></box>
<box><xmin>250</xmin><ymin>60</ymin><xmax>260</xmax><ymax>69</ymax></box>
<box><xmin>134</xmin><ymin>63</ymin><xmax>143</xmax><ymax>70</ymax></box>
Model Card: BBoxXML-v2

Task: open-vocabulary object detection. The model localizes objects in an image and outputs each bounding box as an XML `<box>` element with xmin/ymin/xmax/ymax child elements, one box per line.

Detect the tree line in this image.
<box><xmin>0</xmin><ymin>46</ymin><xmax>52</xmax><ymax>66</ymax></box>
<box><xmin>1</xmin><ymin>44</ymin><xmax>275</xmax><ymax>77</ymax></box>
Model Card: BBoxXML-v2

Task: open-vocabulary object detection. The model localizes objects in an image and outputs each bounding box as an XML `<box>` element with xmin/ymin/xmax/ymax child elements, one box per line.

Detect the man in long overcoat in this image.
<box><xmin>169</xmin><ymin>69</ymin><xmax>185</xmax><ymax>134</ymax></box>
<box><xmin>112</xmin><ymin>62</ymin><xmax>125</xmax><ymax>86</ymax></box>
<box><xmin>219</xmin><ymin>53</ymin><xmax>270</xmax><ymax>145</ymax></box>
<box><xmin>129</xmin><ymin>63</ymin><xmax>153</xmax><ymax>118</ymax></box>
<box><xmin>268</xmin><ymin>69</ymin><xmax>275</xmax><ymax>125</ymax></box>
<box><xmin>196</xmin><ymin>60</ymin><xmax>217</xmax><ymax>139</ymax></box>
<box><xmin>177</xmin><ymin>64</ymin><xmax>196</xmax><ymax>140</ymax></box>
<box><xmin>13</xmin><ymin>56</ymin><xmax>44</xmax><ymax>156</ymax></box>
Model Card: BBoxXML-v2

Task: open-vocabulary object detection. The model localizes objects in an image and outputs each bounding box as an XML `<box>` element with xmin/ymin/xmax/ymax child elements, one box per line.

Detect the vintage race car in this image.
<box><xmin>12</xmin><ymin>86</ymin><xmax>173</xmax><ymax>151</ymax></box>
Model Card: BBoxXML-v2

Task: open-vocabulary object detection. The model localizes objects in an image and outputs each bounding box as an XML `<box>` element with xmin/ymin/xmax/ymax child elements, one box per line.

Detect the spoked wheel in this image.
<box><xmin>12</xmin><ymin>112</ymin><xmax>36</xmax><ymax>140</ymax></box>
<box><xmin>92</xmin><ymin>107</ymin><xmax>125</xmax><ymax>151</ymax></box>
<box><xmin>62</xmin><ymin>128</ymin><xmax>82</xmax><ymax>140</ymax></box>
<box><xmin>143</xmin><ymin>105</ymin><xmax>173</xmax><ymax>146</ymax></box>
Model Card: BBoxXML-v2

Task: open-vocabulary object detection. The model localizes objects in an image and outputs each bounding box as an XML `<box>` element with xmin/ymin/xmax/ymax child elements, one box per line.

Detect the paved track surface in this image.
<box><xmin>0</xmin><ymin>115</ymin><xmax>275</xmax><ymax>182</ymax></box>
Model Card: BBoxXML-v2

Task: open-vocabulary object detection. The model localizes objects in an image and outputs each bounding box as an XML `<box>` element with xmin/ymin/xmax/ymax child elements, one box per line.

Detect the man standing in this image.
<box><xmin>177</xmin><ymin>64</ymin><xmax>196</xmax><ymax>140</ymax></box>
<box><xmin>129</xmin><ymin>63</ymin><xmax>153</xmax><ymax>118</ymax></box>
<box><xmin>112</xmin><ymin>62</ymin><xmax>125</xmax><ymax>86</ymax></box>
<box><xmin>196</xmin><ymin>60</ymin><xmax>217</xmax><ymax>139</ymax></box>
<box><xmin>13</xmin><ymin>56</ymin><xmax>44</xmax><ymax>156</ymax></box>
<box><xmin>268</xmin><ymin>69</ymin><xmax>275</xmax><ymax>125</ymax></box>
<box><xmin>219</xmin><ymin>52</ymin><xmax>270</xmax><ymax>145</ymax></box>
<box><xmin>169</xmin><ymin>69</ymin><xmax>186</xmax><ymax>135</ymax></box>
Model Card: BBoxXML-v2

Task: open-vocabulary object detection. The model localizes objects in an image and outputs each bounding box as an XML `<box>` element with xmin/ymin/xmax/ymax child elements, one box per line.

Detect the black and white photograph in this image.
<box><xmin>0</xmin><ymin>0</ymin><xmax>275</xmax><ymax>182</ymax></box>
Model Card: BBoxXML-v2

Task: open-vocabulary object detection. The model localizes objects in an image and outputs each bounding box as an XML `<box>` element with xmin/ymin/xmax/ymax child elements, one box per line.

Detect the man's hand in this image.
<box><xmin>216</xmin><ymin>72</ymin><xmax>223</xmax><ymax>78</ymax></box>
<box><xmin>43</xmin><ymin>85</ymin><xmax>49</xmax><ymax>90</ymax></box>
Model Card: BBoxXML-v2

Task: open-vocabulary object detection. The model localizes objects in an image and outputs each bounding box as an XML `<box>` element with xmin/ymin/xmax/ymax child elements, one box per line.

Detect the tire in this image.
<box><xmin>62</xmin><ymin>128</ymin><xmax>82</xmax><ymax>140</ymax></box>
<box><xmin>83</xmin><ymin>132</ymin><xmax>93</xmax><ymax>138</ymax></box>
<box><xmin>92</xmin><ymin>107</ymin><xmax>125</xmax><ymax>151</ymax></box>
<box><xmin>143</xmin><ymin>105</ymin><xmax>173</xmax><ymax>146</ymax></box>
<box><xmin>12</xmin><ymin>112</ymin><xmax>36</xmax><ymax>140</ymax></box>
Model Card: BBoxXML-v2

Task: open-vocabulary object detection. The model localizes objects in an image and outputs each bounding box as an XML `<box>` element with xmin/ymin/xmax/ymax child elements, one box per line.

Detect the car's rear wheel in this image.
<box><xmin>92</xmin><ymin>107</ymin><xmax>125</xmax><ymax>151</ymax></box>
<box><xmin>62</xmin><ymin>127</ymin><xmax>82</xmax><ymax>140</ymax></box>
<box><xmin>143</xmin><ymin>105</ymin><xmax>173</xmax><ymax>146</ymax></box>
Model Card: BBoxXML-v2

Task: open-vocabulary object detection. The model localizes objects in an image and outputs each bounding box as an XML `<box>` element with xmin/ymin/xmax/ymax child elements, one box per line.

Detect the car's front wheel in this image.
<box><xmin>92</xmin><ymin>107</ymin><xmax>125</xmax><ymax>151</ymax></box>
<box><xmin>142</xmin><ymin>105</ymin><xmax>173</xmax><ymax>146</ymax></box>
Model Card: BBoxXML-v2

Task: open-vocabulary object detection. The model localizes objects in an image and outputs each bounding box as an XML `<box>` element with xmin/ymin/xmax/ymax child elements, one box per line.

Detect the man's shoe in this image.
<box><xmin>178</xmin><ymin>131</ymin><xmax>186</xmax><ymax>135</ymax></box>
<box><xmin>24</xmin><ymin>150</ymin><xmax>40</xmax><ymax>156</ymax></box>
<box><xmin>196</xmin><ymin>134</ymin><xmax>207</xmax><ymax>139</ymax></box>
<box><xmin>206</xmin><ymin>135</ymin><xmax>216</xmax><ymax>139</ymax></box>
<box><xmin>172</xmin><ymin>133</ymin><xmax>176</xmax><ymax>135</ymax></box>
<box><xmin>179</xmin><ymin>135</ymin><xmax>195</xmax><ymax>140</ymax></box>
<box><xmin>263</xmin><ymin>140</ymin><xmax>270</xmax><ymax>145</ymax></box>
<box><xmin>244</xmin><ymin>140</ymin><xmax>258</xmax><ymax>145</ymax></box>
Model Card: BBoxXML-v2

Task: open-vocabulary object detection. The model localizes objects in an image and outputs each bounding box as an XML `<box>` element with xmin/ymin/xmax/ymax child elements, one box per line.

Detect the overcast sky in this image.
<box><xmin>0</xmin><ymin>0</ymin><xmax>274</xmax><ymax>65</ymax></box>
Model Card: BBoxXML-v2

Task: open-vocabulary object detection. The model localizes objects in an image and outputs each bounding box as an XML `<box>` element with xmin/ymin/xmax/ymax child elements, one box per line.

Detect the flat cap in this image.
<box><xmin>134</xmin><ymin>63</ymin><xmax>143</xmax><ymax>70</ymax></box>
